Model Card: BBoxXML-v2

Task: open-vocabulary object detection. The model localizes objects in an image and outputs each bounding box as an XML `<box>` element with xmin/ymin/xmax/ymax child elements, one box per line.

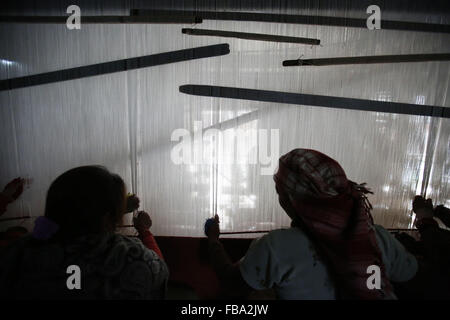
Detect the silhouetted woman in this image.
<box><xmin>0</xmin><ymin>166</ymin><xmax>168</xmax><ymax>299</ymax></box>
<box><xmin>205</xmin><ymin>149</ymin><xmax>418</xmax><ymax>299</ymax></box>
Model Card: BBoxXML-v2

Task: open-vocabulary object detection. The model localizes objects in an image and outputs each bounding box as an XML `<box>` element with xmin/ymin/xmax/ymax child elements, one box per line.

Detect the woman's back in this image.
<box><xmin>239</xmin><ymin>225</ymin><xmax>418</xmax><ymax>299</ymax></box>
<box><xmin>0</xmin><ymin>233</ymin><xmax>168</xmax><ymax>299</ymax></box>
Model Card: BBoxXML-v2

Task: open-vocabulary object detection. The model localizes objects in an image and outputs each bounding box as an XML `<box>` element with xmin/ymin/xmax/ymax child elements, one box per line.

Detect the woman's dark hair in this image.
<box><xmin>44</xmin><ymin>166</ymin><xmax>126</xmax><ymax>240</ymax></box>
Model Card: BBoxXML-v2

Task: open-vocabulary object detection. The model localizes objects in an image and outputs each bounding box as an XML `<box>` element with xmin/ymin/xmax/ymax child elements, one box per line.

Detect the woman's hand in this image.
<box><xmin>2</xmin><ymin>178</ymin><xmax>25</xmax><ymax>202</ymax></box>
<box><xmin>126</xmin><ymin>194</ymin><xmax>140</xmax><ymax>213</ymax></box>
<box><xmin>205</xmin><ymin>214</ymin><xmax>220</xmax><ymax>241</ymax></box>
<box><xmin>133</xmin><ymin>211</ymin><xmax>152</xmax><ymax>234</ymax></box>
<box><xmin>413</xmin><ymin>195</ymin><xmax>434</xmax><ymax>220</ymax></box>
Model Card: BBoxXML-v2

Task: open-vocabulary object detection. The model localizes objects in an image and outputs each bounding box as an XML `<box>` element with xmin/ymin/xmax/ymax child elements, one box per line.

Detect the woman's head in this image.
<box><xmin>44</xmin><ymin>166</ymin><xmax>126</xmax><ymax>240</ymax></box>
<box><xmin>274</xmin><ymin>149</ymin><xmax>350</xmax><ymax>204</ymax></box>
<box><xmin>273</xmin><ymin>149</ymin><xmax>392</xmax><ymax>299</ymax></box>
<box><xmin>274</xmin><ymin>149</ymin><xmax>353</xmax><ymax>223</ymax></box>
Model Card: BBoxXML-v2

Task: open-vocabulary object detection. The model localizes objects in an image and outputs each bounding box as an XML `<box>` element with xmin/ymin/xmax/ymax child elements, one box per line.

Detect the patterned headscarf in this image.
<box><xmin>274</xmin><ymin>149</ymin><xmax>393</xmax><ymax>299</ymax></box>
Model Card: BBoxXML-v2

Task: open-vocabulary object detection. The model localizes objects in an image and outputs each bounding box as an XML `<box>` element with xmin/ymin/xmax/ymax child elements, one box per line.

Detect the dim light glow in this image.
<box><xmin>0</xmin><ymin>59</ymin><xmax>16</xmax><ymax>66</ymax></box>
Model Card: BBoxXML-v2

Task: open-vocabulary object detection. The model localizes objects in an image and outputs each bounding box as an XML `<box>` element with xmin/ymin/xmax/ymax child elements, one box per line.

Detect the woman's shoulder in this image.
<box><xmin>104</xmin><ymin>234</ymin><xmax>169</xmax><ymax>299</ymax></box>
<box><xmin>108</xmin><ymin>234</ymin><xmax>163</xmax><ymax>263</ymax></box>
<box><xmin>252</xmin><ymin>227</ymin><xmax>311</xmax><ymax>251</ymax></box>
<box><xmin>265</xmin><ymin>227</ymin><xmax>309</xmax><ymax>241</ymax></box>
<box><xmin>372</xmin><ymin>224</ymin><xmax>396</xmax><ymax>249</ymax></box>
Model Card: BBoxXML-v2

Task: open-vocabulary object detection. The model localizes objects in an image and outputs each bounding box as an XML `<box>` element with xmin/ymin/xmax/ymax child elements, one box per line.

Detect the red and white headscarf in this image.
<box><xmin>274</xmin><ymin>148</ymin><xmax>393</xmax><ymax>299</ymax></box>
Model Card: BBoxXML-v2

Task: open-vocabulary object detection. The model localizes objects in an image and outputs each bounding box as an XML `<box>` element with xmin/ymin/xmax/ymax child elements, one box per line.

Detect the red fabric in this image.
<box><xmin>0</xmin><ymin>230</ymin><xmax>27</xmax><ymax>248</ymax></box>
<box><xmin>154</xmin><ymin>236</ymin><xmax>251</xmax><ymax>299</ymax></box>
<box><xmin>139</xmin><ymin>230</ymin><xmax>164</xmax><ymax>260</ymax></box>
<box><xmin>274</xmin><ymin>148</ymin><xmax>393</xmax><ymax>299</ymax></box>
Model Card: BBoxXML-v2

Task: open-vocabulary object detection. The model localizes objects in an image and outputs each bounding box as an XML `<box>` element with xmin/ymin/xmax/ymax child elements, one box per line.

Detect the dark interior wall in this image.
<box><xmin>155</xmin><ymin>236</ymin><xmax>253</xmax><ymax>299</ymax></box>
<box><xmin>2</xmin><ymin>0</ymin><xmax>450</xmax><ymax>23</ymax></box>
